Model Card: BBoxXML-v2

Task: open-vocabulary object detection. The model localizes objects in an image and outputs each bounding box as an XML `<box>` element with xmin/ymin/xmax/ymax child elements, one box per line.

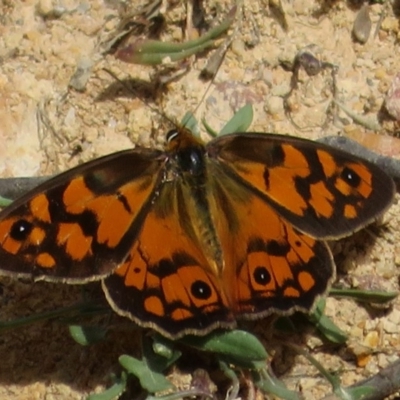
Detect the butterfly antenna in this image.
<box><xmin>189</xmin><ymin>0</ymin><xmax>243</xmax><ymax>127</ymax></box>
<box><xmin>104</xmin><ymin>67</ymin><xmax>212</xmax><ymax>137</ymax></box>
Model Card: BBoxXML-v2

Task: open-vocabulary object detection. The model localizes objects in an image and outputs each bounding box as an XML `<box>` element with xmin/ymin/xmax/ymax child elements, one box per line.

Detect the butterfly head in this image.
<box><xmin>166</xmin><ymin>127</ymin><xmax>207</xmax><ymax>179</ymax></box>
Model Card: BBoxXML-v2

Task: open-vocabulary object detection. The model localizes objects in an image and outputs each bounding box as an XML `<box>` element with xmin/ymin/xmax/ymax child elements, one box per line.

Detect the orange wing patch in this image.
<box><xmin>30</xmin><ymin>194</ymin><xmax>51</xmax><ymax>223</ymax></box>
<box><xmin>57</xmin><ymin>222</ymin><xmax>93</xmax><ymax>261</ymax></box>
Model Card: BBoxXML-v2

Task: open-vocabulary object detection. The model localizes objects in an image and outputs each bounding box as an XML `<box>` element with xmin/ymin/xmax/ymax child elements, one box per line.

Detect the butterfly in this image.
<box><xmin>0</xmin><ymin>128</ymin><xmax>395</xmax><ymax>339</ymax></box>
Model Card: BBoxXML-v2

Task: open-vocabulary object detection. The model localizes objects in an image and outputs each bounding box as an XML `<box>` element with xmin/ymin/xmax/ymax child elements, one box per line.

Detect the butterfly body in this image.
<box><xmin>164</xmin><ymin>129</ymin><xmax>222</xmax><ymax>268</ymax></box>
<box><xmin>0</xmin><ymin>128</ymin><xmax>395</xmax><ymax>338</ymax></box>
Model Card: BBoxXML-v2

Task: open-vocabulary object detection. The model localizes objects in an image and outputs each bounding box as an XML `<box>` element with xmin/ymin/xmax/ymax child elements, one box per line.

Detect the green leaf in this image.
<box><xmin>119</xmin><ymin>355</ymin><xmax>173</xmax><ymax>393</ymax></box>
<box><xmin>69</xmin><ymin>325</ymin><xmax>108</xmax><ymax>346</ymax></box>
<box><xmin>202</xmin><ymin>117</ymin><xmax>219</xmax><ymax>138</ymax></box>
<box><xmin>141</xmin><ymin>335</ymin><xmax>181</xmax><ymax>373</ymax></box>
<box><xmin>330</xmin><ymin>287</ymin><xmax>398</xmax><ymax>304</ymax></box>
<box><xmin>293</xmin><ymin>342</ymin><xmax>342</xmax><ymax>391</ymax></box>
<box><xmin>202</xmin><ymin>103</ymin><xmax>254</xmax><ymax>138</ymax></box>
<box><xmin>0</xmin><ymin>302</ymin><xmax>108</xmax><ymax>334</ymax></box>
<box><xmin>180</xmin><ymin>329</ymin><xmax>268</xmax><ymax>368</ymax></box>
<box><xmin>0</xmin><ymin>195</ymin><xmax>12</xmax><ymax>207</ymax></box>
<box><xmin>151</xmin><ymin>335</ymin><xmax>182</xmax><ymax>368</ymax></box>
<box><xmin>218</xmin><ymin>361</ymin><xmax>240</xmax><ymax>398</ymax></box>
<box><xmin>219</xmin><ymin>104</ymin><xmax>254</xmax><ymax>135</ymax></box>
<box><xmin>116</xmin><ymin>6</ymin><xmax>237</xmax><ymax>65</ymax></box>
<box><xmin>308</xmin><ymin>299</ymin><xmax>348</xmax><ymax>344</ymax></box>
<box><xmin>254</xmin><ymin>368</ymin><xmax>301</xmax><ymax>400</ymax></box>
<box><xmin>181</xmin><ymin>112</ymin><xmax>200</xmax><ymax>136</ymax></box>
<box><xmin>282</xmin><ymin>341</ymin><xmax>378</xmax><ymax>399</ymax></box>
<box><xmin>344</xmin><ymin>386</ymin><xmax>376</xmax><ymax>400</ymax></box>
<box><xmin>86</xmin><ymin>373</ymin><xmax>127</xmax><ymax>400</ymax></box>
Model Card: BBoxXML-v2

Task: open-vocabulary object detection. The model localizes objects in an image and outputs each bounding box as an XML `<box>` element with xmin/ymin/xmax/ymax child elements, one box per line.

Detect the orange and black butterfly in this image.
<box><xmin>0</xmin><ymin>128</ymin><xmax>395</xmax><ymax>339</ymax></box>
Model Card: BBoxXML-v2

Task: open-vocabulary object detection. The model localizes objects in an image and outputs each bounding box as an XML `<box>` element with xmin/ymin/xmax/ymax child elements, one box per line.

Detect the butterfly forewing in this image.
<box><xmin>0</xmin><ymin>148</ymin><xmax>165</xmax><ymax>281</ymax></box>
<box><xmin>207</xmin><ymin>133</ymin><xmax>395</xmax><ymax>239</ymax></box>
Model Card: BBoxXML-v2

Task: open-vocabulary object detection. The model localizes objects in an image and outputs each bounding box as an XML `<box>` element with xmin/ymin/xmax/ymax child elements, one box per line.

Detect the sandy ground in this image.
<box><xmin>1</xmin><ymin>0</ymin><xmax>400</xmax><ymax>399</ymax></box>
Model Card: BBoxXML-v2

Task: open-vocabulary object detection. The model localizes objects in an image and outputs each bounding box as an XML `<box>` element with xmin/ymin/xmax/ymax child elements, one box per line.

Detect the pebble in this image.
<box><xmin>37</xmin><ymin>0</ymin><xmax>54</xmax><ymax>16</ymax></box>
<box><xmin>381</xmin><ymin>17</ymin><xmax>399</xmax><ymax>33</ymax></box>
<box><xmin>265</xmin><ymin>95</ymin><xmax>283</xmax><ymax>115</ymax></box>
<box><xmin>374</xmin><ymin>67</ymin><xmax>388</xmax><ymax>80</ymax></box>
<box><xmin>384</xmin><ymin>73</ymin><xmax>400</xmax><ymax>121</ymax></box>
<box><xmin>387</xmin><ymin>309</ymin><xmax>400</xmax><ymax>325</ymax></box>
<box><xmin>352</xmin><ymin>4</ymin><xmax>372</xmax><ymax>44</ymax></box>
<box><xmin>363</xmin><ymin>331</ymin><xmax>380</xmax><ymax>348</ymax></box>
<box><xmin>383</xmin><ymin>320</ymin><xmax>398</xmax><ymax>334</ymax></box>
<box><xmin>37</xmin><ymin>0</ymin><xmax>66</xmax><ymax>18</ymax></box>
<box><xmin>231</xmin><ymin>39</ymin><xmax>246</xmax><ymax>58</ymax></box>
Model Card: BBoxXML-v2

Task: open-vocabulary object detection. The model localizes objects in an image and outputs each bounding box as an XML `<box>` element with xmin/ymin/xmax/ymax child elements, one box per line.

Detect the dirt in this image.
<box><xmin>0</xmin><ymin>0</ymin><xmax>400</xmax><ymax>399</ymax></box>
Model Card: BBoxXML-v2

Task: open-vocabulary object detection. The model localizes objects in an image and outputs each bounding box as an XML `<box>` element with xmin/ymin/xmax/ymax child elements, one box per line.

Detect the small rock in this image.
<box><xmin>383</xmin><ymin>319</ymin><xmax>398</xmax><ymax>334</ymax></box>
<box><xmin>387</xmin><ymin>308</ymin><xmax>400</xmax><ymax>325</ymax></box>
<box><xmin>363</xmin><ymin>331</ymin><xmax>380</xmax><ymax>348</ymax></box>
<box><xmin>37</xmin><ymin>0</ymin><xmax>66</xmax><ymax>18</ymax></box>
<box><xmin>37</xmin><ymin>0</ymin><xmax>54</xmax><ymax>16</ymax></box>
<box><xmin>381</xmin><ymin>17</ymin><xmax>399</xmax><ymax>33</ymax></box>
<box><xmin>353</xmin><ymin>4</ymin><xmax>372</xmax><ymax>44</ymax></box>
<box><xmin>265</xmin><ymin>95</ymin><xmax>283</xmax><ymax>115</ymax></box>
<box><xmin>231</xmin><ymin>39</ymin><xmax>246</xmax><ymax>58</ymax></box>
<box><xmin>384</xmin><ymin>73</ymin><xmax>400</xmax><ymax>121</ymax></box>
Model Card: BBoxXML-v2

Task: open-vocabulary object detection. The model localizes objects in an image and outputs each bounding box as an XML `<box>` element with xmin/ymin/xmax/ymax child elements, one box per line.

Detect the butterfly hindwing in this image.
<box><xmin>207</xmin><ymin>163</ymin><xmax>334</xmax><ymax>318</ymax></box>
<box><xmin>103</xmin><ymin>178</ymin><xmax>235</xmax><ymax>338</ymax></box>
<box><xmin>207</xmin><ymin>133</ymin><xmax>395</xmax><ymax>239</ymax></box>
<box><xmin>0</xmin><ymin>148</ymin><xmax>165</xmax><ymax>282</ymax></box>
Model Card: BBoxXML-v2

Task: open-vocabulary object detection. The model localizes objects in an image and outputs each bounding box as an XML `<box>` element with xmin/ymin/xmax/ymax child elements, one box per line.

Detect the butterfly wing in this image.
<box><xmin>207</xmin><ymin>133</ymin><xmax>395</xmax><ymax>239</ymax></box>
<box><xmin>0</xmin><ymin>148</ymin><xmax>166</xmax><ymax>282</ymax></box>
<box><xmin>206</xmin><ymin>163</ymin><xmax>334</xmax><ymax>318</ymax></box>
<box><xmin>1</xmin><ymin>131</ymin><xmax>393</xmax><ymax>337</ymax></box>
<box><xmin>103</xmin><ymin>178</ymin><xmax>234</xmax><ymax>339</ymax></box>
